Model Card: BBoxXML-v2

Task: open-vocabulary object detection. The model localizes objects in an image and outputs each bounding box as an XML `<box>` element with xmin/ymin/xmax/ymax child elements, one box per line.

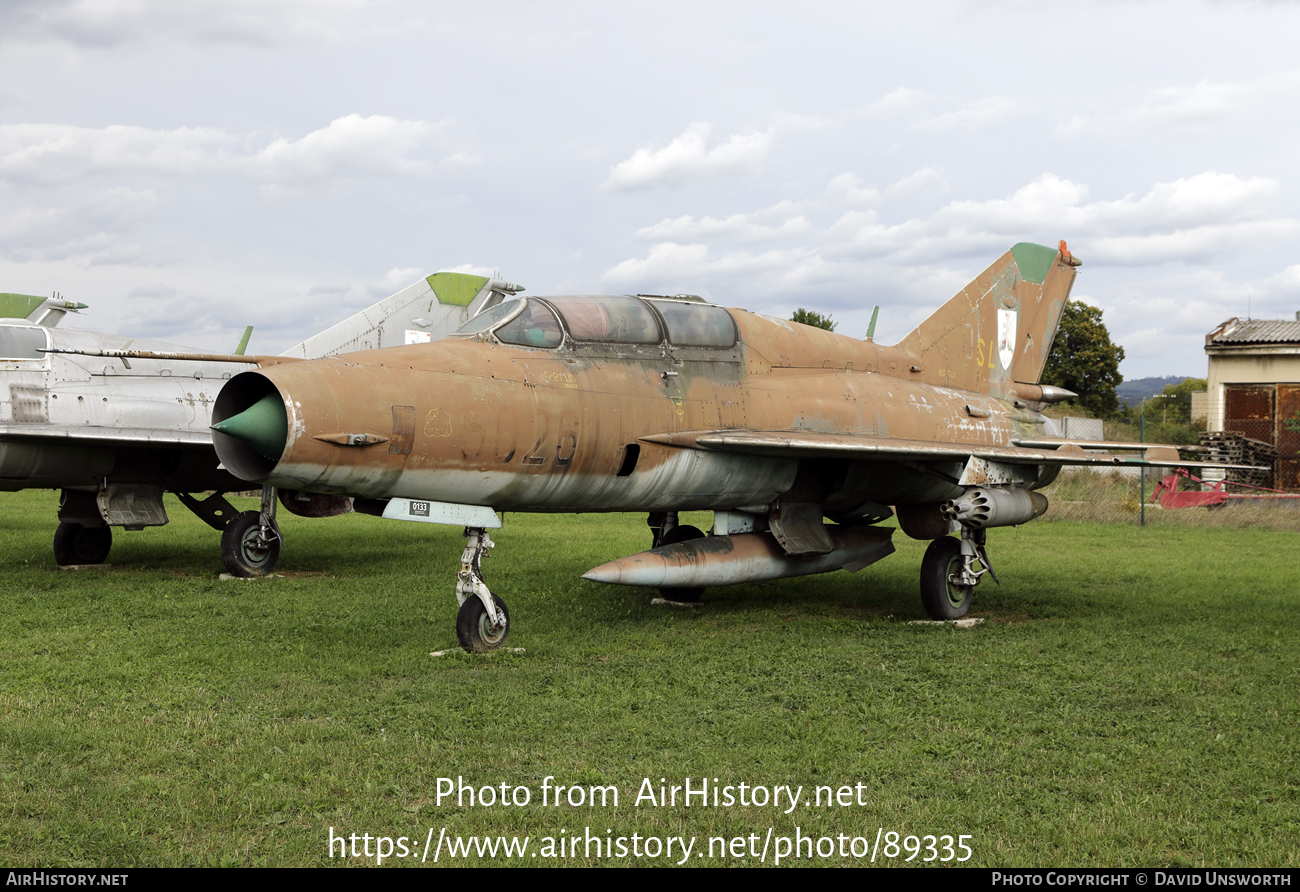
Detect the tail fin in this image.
<box><xmin>895</xmin><ymin>242</ymin><xmax>1078</xmax><ymax>398</ymax></box>
<box><xmin>281</xmin><ymin>272</ymin><xmax>524</xmax><ymax>359</ymax></box>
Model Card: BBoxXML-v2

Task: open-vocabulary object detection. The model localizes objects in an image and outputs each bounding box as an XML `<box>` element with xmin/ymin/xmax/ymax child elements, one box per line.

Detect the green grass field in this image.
<box><xmin>0</xmin><ymin>490</ymin><xmax>1296</xmax><ymax>867</ymax></box>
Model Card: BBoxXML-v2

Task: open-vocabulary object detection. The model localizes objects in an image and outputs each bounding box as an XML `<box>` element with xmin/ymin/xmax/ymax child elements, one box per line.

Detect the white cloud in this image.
<box><xmin>441</xmin><ymin>263</ymin><xmax>498</xmax><ymax>278</ymax></box>
<box><xmin>635</xmin><ymin>212</ymin><xmax>811</xmax><ymax>245</ymax></box>
<box><xmin>0</xmin><ymin>122</ymin><xmax>236</xmax><ymax>181</ymax></box>
<box><xmin>307</xmin><ymin>265</ymin><xmax>429</xmax><ymax>300</ymax></box>
<box><xmin>883</xmin><ymin>167</ymin><xmax>949</xmax><ymax>201</ymax></box>
<box><xmin>825</xmin><ymin>173</ymin><xmax>881</xmax><ymax>206</ymax></box>
<box><xmin>603</xmin><ymin>242</ymin><xmax>821</xmax><ymax>294</ymax></box>
<box><xmin>0</xmin><ymin>0</ymin><xmax>371</xmax><ymax>47</ymax></box>
<box><xmin>0</xmin><ymin>187</ymin><xmax>159</xmax><ymax>265</ymax></box>
<box><xmin>1056</xmin><ymin>71</ymin><xmax>1300</xmax><ymax>137</ymax></box>
<box><xmin>252</xmin><ymin>114</ymin><xmax>443</xmax><ymax>180</ymax></box>
<box><xmin>915</xmin><ymin>171</ymin><xmax>1292</xmax><ymax>262</ymax></box>
<box><xmin>602</xmin><ymin>123</ymin><xmax>775</xmax><ymax>192</ymax></box>
<box><xmin>1089</xmin><ymin>220</ymin><xmax>1300</xmax><ymax>266</ymax></box>
<box><xmin>603</xmin><ymin>169</ymin><xmax>1300</xmax><ymax>347</ymax></box>
<box><xmin>914</xmin><ymin>96</ymin><xmax>1018</xmax><ymax>131</ymax></box>
<box><xmin>0</xmin><ymin>81</ymin><xmax>29</xmax><ymax>106</ymax></box>
<box><xmin>620</xmin><ymin>170</ymin><xmax>1294</xmax><ymax>268</ymax></box>
<box><xmin>0</xmin><ymin>115</ymin><xmax>454</xmax><ymax>184</ymax></box>
<box><xmin>868</xmin><ymin>87</ymin><xmax>927</xmax><ymax>114</ymax></box>
<box><xmin>373</xmin><ymin>266</ymin><xmax>424</xmax><ymax>294</ymax></box>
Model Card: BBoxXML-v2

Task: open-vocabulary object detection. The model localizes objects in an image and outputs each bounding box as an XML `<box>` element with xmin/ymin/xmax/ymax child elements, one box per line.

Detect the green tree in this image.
<box><xmin>1158</xmin><ymin>377</ymin><xmax>1207</xmax><ymax>426</ymax></box>
<box><xmin>1041</xmin><ymin>302</ymin><xmax>1125</xmax><ymax>417</ymax></box>
<box><xmin>791</xmin><ymin>308</ymin><xmax>836</xmax><ymax>331</ymax></box>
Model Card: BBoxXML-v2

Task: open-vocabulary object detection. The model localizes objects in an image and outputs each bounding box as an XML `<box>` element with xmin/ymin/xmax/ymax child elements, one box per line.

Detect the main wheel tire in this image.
<box><xmin>52</xmin><ymin>522</ymin><xmax>112</xmax><ymax>566</ymax></box>
<box><xmin>456</xmin><ymin>594</ymin><xmax>510</xmax><ymax>653</ymax></box>
<box><xmin>220</xmin><ymin>510</ymin><xmax>280</xmax><ymax>577</ymax></box>
<box><xmin>920</xmin><ymin>535</ymin><xmax>973</xmax><ymax>620</ymax></box>
<box><xmin>657</xmin><ymin>524</ymin><xmax>706</xmax><ymax>603</ymax></box>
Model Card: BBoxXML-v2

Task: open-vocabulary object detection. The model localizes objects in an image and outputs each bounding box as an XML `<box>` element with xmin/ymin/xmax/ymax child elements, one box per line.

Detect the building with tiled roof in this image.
<box><xmin>1204</xmin><ymin>316</ymin><xmax>1300</xmax><ymax>490</ymax></box>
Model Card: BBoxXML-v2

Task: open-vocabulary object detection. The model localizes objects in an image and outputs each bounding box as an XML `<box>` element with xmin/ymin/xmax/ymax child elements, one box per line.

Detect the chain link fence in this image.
<box><xmin>1038</xmin><ymin>467</ymin><xmax>1300</xmax><ymax>530</ymax></box>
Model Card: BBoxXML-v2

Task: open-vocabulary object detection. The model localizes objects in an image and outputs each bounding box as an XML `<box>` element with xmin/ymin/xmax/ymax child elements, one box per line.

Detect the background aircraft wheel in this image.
<box><xmin>920</xmin><ymin>535</ymin><xmax>972</xmax><ymax>620</ymax></box>
<box><xmin>457</xmin><ymin>594</ymin><xmax>510</xmax><ymax>653</ymax></box>
<box><xmin>220</xmin><ymin>510</ymin><xmax>280</xmax><ymax>577</ymax></box>
<box><xmin>52</xmin><ymin>522</ymin><xmax>112</xmax><ymax>566</ymax></box>
<box><xmin>657</xmin><ymin>524</ymin><xmax>705</xmax><ymax>603</ymax></box>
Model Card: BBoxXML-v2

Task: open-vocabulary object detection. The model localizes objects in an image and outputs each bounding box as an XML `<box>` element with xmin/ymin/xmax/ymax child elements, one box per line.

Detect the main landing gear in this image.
<box><xmin>52</xmin><ymin>522</ymin><xmax>113</xmax><ymax>566</ymax></box>
<box><xmin>455</xmin><ymin>527</ymin><xmax>510</xmax><ymax>652</ymax></box>
<box><xmin>919</xmin><ymin>526</ymin><xmax>999</xmax><ymax>621</ymax></box>
<box><xmin>917</xmin><ymin>485</ymin><xmax>1047</xmax><ymax>620</ymax></box>
<box><xmin>220</xmin><ymin>486</ymin><xmax>282</xmax><ymax>577</ymax></box>
<box><xmin>50</xmin><ymin>485</ymin><xmax>286</xmax><ymax>575</ymax></box>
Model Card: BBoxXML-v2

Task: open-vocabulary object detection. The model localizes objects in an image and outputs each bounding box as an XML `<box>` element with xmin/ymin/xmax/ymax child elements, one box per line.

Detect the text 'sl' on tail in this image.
<box><xmin>894</xmin><ymin>242</ymin><xmax>1079</xmax><ymax>399</ymax></box>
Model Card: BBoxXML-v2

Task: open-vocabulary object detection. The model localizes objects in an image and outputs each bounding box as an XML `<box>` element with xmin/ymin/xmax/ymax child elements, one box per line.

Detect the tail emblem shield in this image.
<box><xmin>997</xmin><ymin>308</ymin><xmax>1017</xmax><ymax>371</ymax></box>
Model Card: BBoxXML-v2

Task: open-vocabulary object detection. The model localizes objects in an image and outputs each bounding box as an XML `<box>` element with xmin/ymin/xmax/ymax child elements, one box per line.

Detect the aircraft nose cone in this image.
<box><xmin>211</xmin><ymin>393</ymin><xmax>288</xmax><ymax>460</ymax></box>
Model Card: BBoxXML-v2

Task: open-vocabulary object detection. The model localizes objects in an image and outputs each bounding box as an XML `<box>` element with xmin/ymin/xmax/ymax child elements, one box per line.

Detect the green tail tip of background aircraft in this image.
<box><xmin>204</xmin><ymin>241</ymin><xmax>1235</xmax><ymax>654</ymax></box>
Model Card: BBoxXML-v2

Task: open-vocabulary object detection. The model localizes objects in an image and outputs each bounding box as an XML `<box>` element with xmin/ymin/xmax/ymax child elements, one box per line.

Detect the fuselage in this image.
<box><xmin>0</xmin><ymin>323</ymin><xmax>248</xmax><ymax>493</ymax></box>
<box><xmin>213</xmin><ymin>297</ymin><xmax>1055</xmax><ymax>516</ymax></box>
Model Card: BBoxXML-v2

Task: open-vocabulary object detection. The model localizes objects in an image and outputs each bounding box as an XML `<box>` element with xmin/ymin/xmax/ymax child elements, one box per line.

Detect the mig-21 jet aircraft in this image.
<box><xmin>208</xmin><ymin>243</ymin><xmax>1213</xmax><ymax>650</ymax></box>
<box><xmin>0</xmin><ymin>273</ymin><xmax>522</xmax><ymax>573</ymax></box>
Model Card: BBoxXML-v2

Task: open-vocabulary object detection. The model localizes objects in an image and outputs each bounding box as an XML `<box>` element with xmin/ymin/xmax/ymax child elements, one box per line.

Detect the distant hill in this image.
<box><xmin>1116</xmin><ymin>376</ymin><xmax>1199</xmax><ymax>407</ymax></box>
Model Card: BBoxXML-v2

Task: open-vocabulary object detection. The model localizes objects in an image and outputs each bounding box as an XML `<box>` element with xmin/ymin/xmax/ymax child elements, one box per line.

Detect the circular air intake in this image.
<box><xmin>211</xmin><ymin>371</ymin><xmax>288</xmax><ymax>482</ymax></box>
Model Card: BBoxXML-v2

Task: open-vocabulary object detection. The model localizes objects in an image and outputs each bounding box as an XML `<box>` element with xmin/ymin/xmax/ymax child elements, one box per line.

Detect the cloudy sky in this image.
<box><xmin>2</xmin><ymin>0</ymin><xmax>1298</xmax><ymax>377</ymax></box>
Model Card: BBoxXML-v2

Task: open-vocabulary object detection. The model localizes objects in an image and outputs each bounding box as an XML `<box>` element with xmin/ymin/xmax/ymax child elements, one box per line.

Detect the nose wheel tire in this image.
<box><xmin>457</xmin><ymin>594</ymin><xmax>510</xmax><ymax>653</ymax></box>
<box><xmin>656</xmin><ymin>524</ymin><xmax>706</xmax><ymax>603</ymax></box>
<box><xmin>220</xmin><ymin>510</ymin><xmax>281</xmax><ymax>577</ymax></box>
<box><xmin>920</xmin><ymin>535</ymin><xmax>973</xmax><ymax>620</ymax></box>
<box><xmin>53</xmin><ymin>522</ymin><xmax>112</xmax><ymax>566</ymax></box>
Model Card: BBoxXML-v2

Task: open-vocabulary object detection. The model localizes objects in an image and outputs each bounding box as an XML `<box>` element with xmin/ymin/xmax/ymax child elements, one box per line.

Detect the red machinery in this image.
<box><xmin>1150</xmin><ymin>468</ymin><xmax>1300</xmax><ymax>508</ymax></box>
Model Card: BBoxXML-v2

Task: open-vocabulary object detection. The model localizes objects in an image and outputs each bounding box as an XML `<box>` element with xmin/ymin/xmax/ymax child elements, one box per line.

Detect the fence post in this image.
<box><xmin>1140</xmin><ymin>398</ymin><xmax>1146</xmax><ymax>527</ymax></box>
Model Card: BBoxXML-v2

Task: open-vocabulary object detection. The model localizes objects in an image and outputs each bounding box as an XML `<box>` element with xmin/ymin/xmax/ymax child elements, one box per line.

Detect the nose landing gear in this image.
<box><xmin>455</xmin><ymin>526</ymin><xmax>509</xmax><ymax>652</ymax></box>
<box><xmin>220</xmin><ymin>486</ymin><xmax>282</xmax><ymax>577</ymax></box>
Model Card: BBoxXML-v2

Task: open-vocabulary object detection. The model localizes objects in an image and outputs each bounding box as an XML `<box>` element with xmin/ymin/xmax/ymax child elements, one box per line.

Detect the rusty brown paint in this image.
<box><xmin>389</xmin><ymin>405</ymin><xmax>415</xmax><ymax>455</ymax></box>
<box><xmin>215</xmin><ymin>247</ymin><xmax>1094</xmax><ymax>519</ymax></box>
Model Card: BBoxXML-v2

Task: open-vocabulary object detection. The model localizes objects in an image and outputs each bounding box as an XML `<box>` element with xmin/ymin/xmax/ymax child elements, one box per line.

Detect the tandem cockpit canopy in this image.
<box><xmin>452</xmin><ymin>295</ymin><xmax>737</xmax><ymax>349</ymax></box>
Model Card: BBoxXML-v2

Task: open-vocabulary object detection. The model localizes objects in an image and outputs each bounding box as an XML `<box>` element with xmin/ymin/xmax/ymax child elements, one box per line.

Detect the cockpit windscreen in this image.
<box><xmin>454</xmin><ymin>299</ymin><xmax>524</xmax><ymax>335</ymax></box>
<box><xmin>495</xmin><ymin>299</ymin><xmax>563</xmax><ymax>348</ymax></box>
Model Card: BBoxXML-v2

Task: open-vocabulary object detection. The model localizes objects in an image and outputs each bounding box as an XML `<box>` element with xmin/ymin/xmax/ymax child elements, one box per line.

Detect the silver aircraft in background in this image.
<box><xmin>0</xmin><ymin>273</ymin><xmax>523</xmax><ymax>574</ymax></box>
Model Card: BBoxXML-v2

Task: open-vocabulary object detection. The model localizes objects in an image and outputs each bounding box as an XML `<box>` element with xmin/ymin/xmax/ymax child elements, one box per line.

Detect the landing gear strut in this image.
<box><xmin>220</xmin><ymin>485</ymin><xmax>281</xmax><ymax>577</ymax></box>
<box><xmin>455</xmin><ymin>526</ymin><xmax>509</xmax><ymax>652</ymax></box>
<box><xmin>919</xmin><ymin>526</ymin><xmax>998</xmax><ymax>621</ymax></box>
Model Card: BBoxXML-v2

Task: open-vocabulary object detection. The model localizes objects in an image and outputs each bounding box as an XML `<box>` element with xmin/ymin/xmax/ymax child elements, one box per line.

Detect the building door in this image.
<box><xmin>1223</xmin><ymin>384</ymin><xmax>1276</xmax><ymax>489</ymax></box>
<box><xmin>1224</xmin><ymin>384</ymin><xmax>1275</xmax><ymax>444</ymax></box>
<box><xmin>1276</xmin><ymin>384</ymin><xmax>1300</xmax><ymax>491</ymax></box>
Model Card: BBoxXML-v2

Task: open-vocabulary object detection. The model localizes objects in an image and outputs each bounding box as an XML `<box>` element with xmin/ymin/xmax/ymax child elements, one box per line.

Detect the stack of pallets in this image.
<box><xmin>1199</xmin><ymin>431</ymin><xmax>1277</xmax><ymax>488</ymax></box>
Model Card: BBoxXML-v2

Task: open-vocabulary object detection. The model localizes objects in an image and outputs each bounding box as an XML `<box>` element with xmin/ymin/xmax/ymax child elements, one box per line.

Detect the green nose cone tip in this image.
<box><xmin>212</xmin><ymin>394</ymin><xmax>288</xmax><ymax>460</ymax></box>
